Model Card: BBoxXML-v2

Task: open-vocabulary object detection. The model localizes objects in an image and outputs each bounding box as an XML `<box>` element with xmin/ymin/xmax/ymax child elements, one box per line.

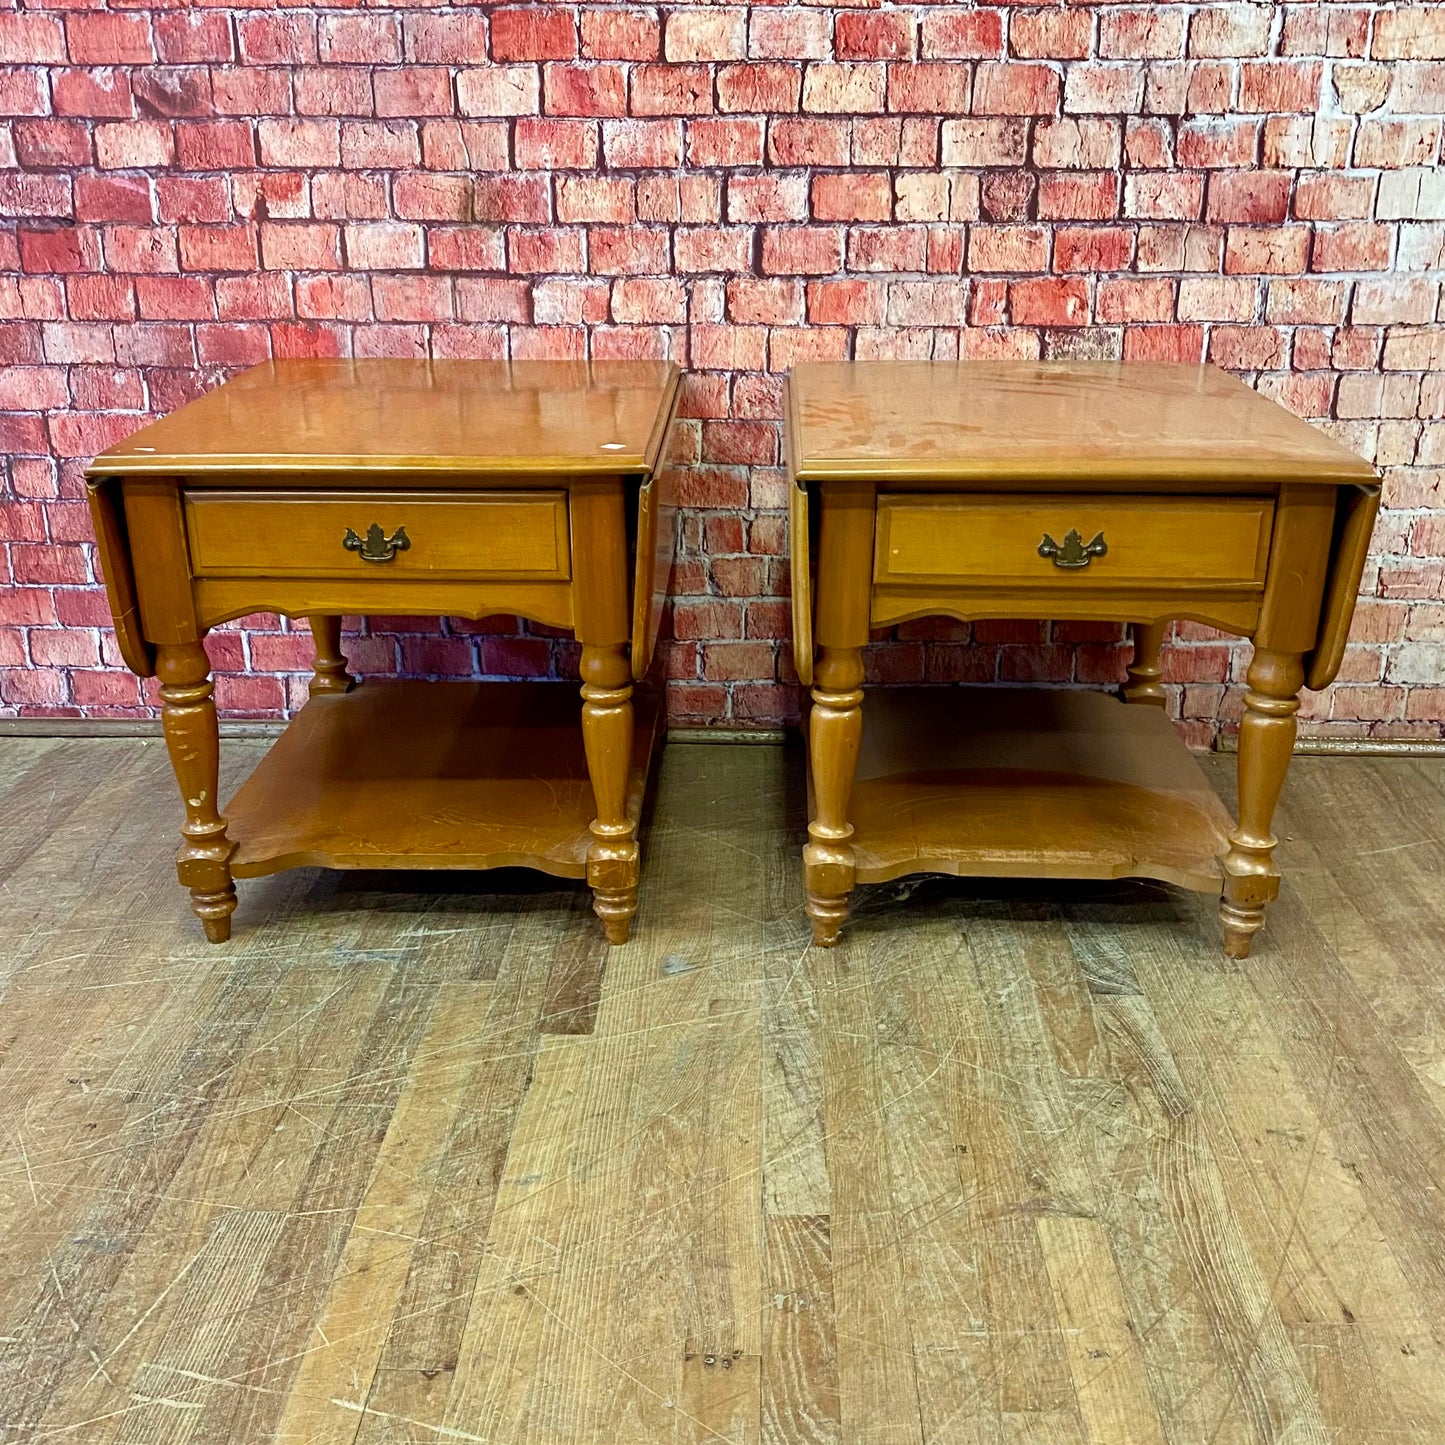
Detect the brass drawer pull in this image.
<box><xmin>343</xmin><ymin>523</ymin><xmax>410</xmax><ymax>563</ymax></box>
<box><xmin>1039</xmin><ymin>528</ymin><xmax>1107</xmax><ymax>569</ymax></box>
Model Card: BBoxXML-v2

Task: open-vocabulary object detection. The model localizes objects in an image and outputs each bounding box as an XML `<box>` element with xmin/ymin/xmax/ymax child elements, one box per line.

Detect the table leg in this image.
<box><xmin>580</xmin><ymin>641</ymin><xmax>637</xmax><ymax>945</ymax></box>
<box><xmin>805</xmin><ymin>645</ymin><xmax>864</xmax><ymax>946</ymax></box>
<box><xmin>307</xmin><ymin>615</ymin><xmax>354</xmax><ymax>697</ymax></box>
<box><xmin>1122</xmin><ymin>621</ymin><xmax>1167</xmax><ymax>706</ymax></box>
<box><xmin>157</xmin><ymin>641</ymin><xmax>237</xmax><ymax>943</ymax></box>
<box><xmin>1220</xmin><ymin>646</ymin><xmax>1302</xmax><ymax>959</ymax></box>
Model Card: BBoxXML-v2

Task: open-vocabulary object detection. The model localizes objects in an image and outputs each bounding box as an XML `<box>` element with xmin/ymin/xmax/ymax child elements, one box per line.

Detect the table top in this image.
<box><xmin>88</xmin><ymin>359</ymin><xmax>682</xmax><ymax>480</ymax></box>
<box><xmin>787</xmin><ymin>361</ymin><xmax>1377</xmax><ymax>488</ymax></box>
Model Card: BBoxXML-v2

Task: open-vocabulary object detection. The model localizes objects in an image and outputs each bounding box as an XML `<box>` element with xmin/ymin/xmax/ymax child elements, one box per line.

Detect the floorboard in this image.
<box><xmin>1</xmin><ymin>736</ymin><xmax>1442</xmax><ymax>1443</ymax></box>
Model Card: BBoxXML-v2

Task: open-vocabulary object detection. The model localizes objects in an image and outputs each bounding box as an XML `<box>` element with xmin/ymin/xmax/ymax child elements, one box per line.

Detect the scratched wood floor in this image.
<box><xmin>1</xmin><ymin>734</ymin><xmax>1444</xmax><ymax>1444</ymax></box>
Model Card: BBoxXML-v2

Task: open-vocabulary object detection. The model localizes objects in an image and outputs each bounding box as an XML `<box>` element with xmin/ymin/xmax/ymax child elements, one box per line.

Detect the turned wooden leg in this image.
<box><xmin>580</xmin><ymin>641</ymin><xmax>638</xmax><ymax>945</ymax></box>
<box><xmin>804</xmin><ymin>645</ymin><xmax>864</xmax><ymax>947</ymax></box>
<box><xmin>157</xmin><ymin>641</ymin><xmax>237</xmax><ymax>943</ymax></box>
<box><xmin>1219</xmin><ymin>647</ymin><xmax>1303</xmax><ymax>959</ymax></box>
<box><xmin>1122</xmin><ymin>621</ymin><xmax>1168</xmax><ymax>706</ymax></box>
<box><xmin>307</xmin><ymin>615</ymin><xmax>354</xmax><ymax>697</ymax></box>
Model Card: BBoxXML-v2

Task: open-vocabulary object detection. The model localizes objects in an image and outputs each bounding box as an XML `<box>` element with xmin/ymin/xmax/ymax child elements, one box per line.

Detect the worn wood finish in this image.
<box><xmin>224</xmin><ymin>681</ymin><xmax>659</xmax><ymax>878</ymax></box>
<box><xmin>842</xmin><ymin>689</ymin><xmax>1235</xmax><ymax>892</ymax></box>
<box><xmin>87</xmin><ymin>360</ymin><xmax>681</xmax><ymax>943</ymax></box>
<box><xmin>787</xmin><ymin>361</ymin><xmax>1380</xmax><ymax>954</ymax></box>
<box><xmin>2</xmin><ymin>739</ymin><xmax>1444</xmax><ymax>1444</ymax></box>
<box><xmin>184</xmin><ymin>488</ymin><xmax>572</xmax><ymax>581</ymax></box>
<box><xmin>788</xmin><ymin>361</ymin><xmax>1380</xmax><ymax>488</ymax></box>
<box><xmin>94</xmin><ymin>358</ymin><xmax>681</xmax><ymax>478</ymax></box>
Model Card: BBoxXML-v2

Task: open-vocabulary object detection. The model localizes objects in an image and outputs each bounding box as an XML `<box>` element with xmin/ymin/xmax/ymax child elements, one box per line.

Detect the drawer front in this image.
<box><xmin>184</xmin><ymin>489</ymin><xmax>571</xmax><ymax>581</ymax></box>
<box><xmin>875</xmin><ymin>493</ymin><xmax>1274</xmax><ymax>591</ymax></box>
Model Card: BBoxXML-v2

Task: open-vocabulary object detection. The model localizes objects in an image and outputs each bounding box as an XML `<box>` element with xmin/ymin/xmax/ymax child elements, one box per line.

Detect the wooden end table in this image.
<box><xmin>88</xmin><ymin>359</ymin><xmax>682</xmax><ymax>945</ymax></box>
<box><xmin>786</xmin><ymin>361</ymin><xmax>1380</xmax><ymax>956</ymax></box>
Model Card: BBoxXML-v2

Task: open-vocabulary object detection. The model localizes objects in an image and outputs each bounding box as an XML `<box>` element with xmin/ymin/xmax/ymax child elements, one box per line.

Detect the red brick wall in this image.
<box><xmin>2</xmin><ymin>4</ymin><xmax>1443</xmax><ymax>743</ymax></box>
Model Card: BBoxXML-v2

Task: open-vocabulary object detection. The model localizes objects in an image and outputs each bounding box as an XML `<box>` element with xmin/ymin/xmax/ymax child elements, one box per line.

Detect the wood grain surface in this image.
<box><xmin>787</xmin><ymin>362</ymin><xmax>1379</xmax><ymax>487</ymax></box>
<box><xmin>88</xmin><ymin>359</ymin><xmax>682</xmax><ymax>479</ymax></box>
<box><xmin>2</xmin><ymin>737</ymin><xmax>1443</xmax><ymax>1443</ymax></box>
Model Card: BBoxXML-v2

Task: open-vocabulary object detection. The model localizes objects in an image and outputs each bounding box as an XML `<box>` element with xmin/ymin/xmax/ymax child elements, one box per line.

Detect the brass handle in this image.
<box><xmin>343</xmin><ymin>523</ymin><xmax>410</xmax><ymax>563</ymax></box>
<box><xmin>1039</xmin><ymin>529</ymin><xmax>1107</xmax><ymax>569</ymax></box>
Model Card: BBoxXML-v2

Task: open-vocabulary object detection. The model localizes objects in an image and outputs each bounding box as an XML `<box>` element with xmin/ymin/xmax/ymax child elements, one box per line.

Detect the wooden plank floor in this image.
<box><xmin>2</xmin><ymin>734</ymin><xmax>1444</xmax><ymax>1443</ymax></box>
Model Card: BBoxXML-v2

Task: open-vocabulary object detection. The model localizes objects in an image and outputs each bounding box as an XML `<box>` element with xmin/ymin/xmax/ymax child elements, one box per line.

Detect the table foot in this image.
<box><xmin>807</xmin><ymin>891</ymin><xmax>847</xmax><ymax>947</ymax></box>
<box><xmin>593</xmin><ymin>888</ymin><xmax>635</xmax><ymax>945</ymax></box>
<box><xmin>1219</xmin><ymin>898</ymin><xmax>1264</xmax><ymax>959</ymax></box>
<box><xmin>196</xmin><ymin>888</ymin><xmax>238</xmax><ymax>944</ymax></box>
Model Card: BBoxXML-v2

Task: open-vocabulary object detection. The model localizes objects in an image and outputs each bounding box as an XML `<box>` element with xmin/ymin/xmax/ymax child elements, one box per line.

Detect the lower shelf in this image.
<box><xmin>226</xmin><ymin>680</ymin><xmax>660</xmax><ymax>880</ymax></box>
<box><xmin>833</xmin><ymin>687</ymin><xmax>1233</xmax><ymax>894</ymax></box>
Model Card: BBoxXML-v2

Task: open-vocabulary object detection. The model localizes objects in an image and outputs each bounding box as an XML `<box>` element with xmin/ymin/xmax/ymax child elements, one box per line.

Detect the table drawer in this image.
<box><xmin>184</xmin><ymin>489</ymin><xmax>571</xmax><ymax>581</ymax></box>
<box><xmin>875</xmin><ymin>493</ymin><xmax>1274</xmax><ymax>591</ymax></box>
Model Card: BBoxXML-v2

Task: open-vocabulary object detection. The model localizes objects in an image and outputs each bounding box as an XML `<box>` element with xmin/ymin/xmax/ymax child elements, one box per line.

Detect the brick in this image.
<box><xmin>812</xmin><ymin>173</ymin><xmax>891</xmax><ymax>222</ymax></box>
<box><xmin>748</xmin><ymin>10</ymin><xmax>828</xmax><ymax>60</ymax></box>
<box><xmin>491</xmin><ymin>9</ymin><xmax>576</xmax><ymax>61</ymax></box>
<box><xmin>321</xmin><ymin>16</ymin><xmax>401</xmax><ymax>64</ymax></box>
<box><xmin>1011</xmin><ymin>10</ymin><xmax>1091</xmax><ymax>60</ymax></box>
<box><xmin>603</xmin><ymin>119</ymin><xmax>683</xmax><ymax>169</ymax></box>
<box><xmin>1125</xmin><ymin>173</ymin><xmax>1205</xmax><ymax>220</ymax></box>
<box><xmin>475</xmin><ymin>176</ymin><xmax>552</xmax><ymax>226</ymax></box>
<box><xmin>969</xmin><ymin>224</ymin><xmax>1049</xmax><ymax>272</ymax></box>
<box><xmin>1053</xmin><ymin>226</ymin><xmax>1133</xmax><ymax>272</ymax></box>
<box><xmin>1239</xmin><ymin>61</ymin><xmax>1323</xmax><ymax>113</ymax></box>
<box><xmin>1207</xmin><ymin>171</ymin><xmax>1292</xmax><ymax>224</ymax></box>
<box><xmin>1265</xmin><ymin>278</ymin><xmax>1346</xmax><ymax>324</ymax></box>
<box><xmin>922</xmin><ymin>10</ymin><xmax>1004</xmax><ymax>60</ymax></box>
<box><xmin>0</xmin><ymin>15</ymin><xmax>66</xmax><ymax>64</ymax></box>
<box><xmin>687</xmin><ymin>117</ymin><xmax>764</xmax><ymax>168</ymax></box>
<box><xmin>837</xmin><ymin>13</ymin><xmax>915</xmax><ymax>61</ymax></box>
<box><xmin>1355</xmin><ymin>119</ymin><xmax>1441</xmax><ymax>169</ymax></box>
<box><xmin>768</xmin><ymin>118</ymin><xmax>850</xmax><ymax>167</ymax></box>
<box><xmin>1065</xmin><ymin>64</ymin><xmax>1145</xmax><ymax>114</ymax></box>
<box><xmin>888</xmin><ymin>279</ymin><xmax>967</xmax><ymax>325</ymax></box>
<box><xmin>1189</xmin><ymin>6</ymin><xmax>1272</xmax><ymax>58</ymax></box>
<box><xmin>981</xmin><ymin>171</ymin><xmax>1035</xmax><ymax>221</ymax></box>
<box><xmin>675</xmin><ymin>227</ymin><xmax>751</xmax><ymax>273</ymax></box>
<box><xmin>96</xmin><ymin>121</ymin><xmax>174</xmax><ymax>170</ymax></box>
<box><xmin>1010</xmin><ymin>277</ymin><xmax>1089</xmax><ymax>327</ymax></box>
<box><xmin>1389</xmin><ymin>61</ymin><xmax>1445</xmax><ymax>111</ymax></box>
<box><xmin>582</xmin><ymin>11</ymin><xmax>659</xmax><ymax>61</ymax></box>
<box><xmin>1294</xmin><ymin>172</ymin><xmax>1377</xmax><ymax>221</ymax></box>
<box><xmin>1122</xmin><ymin>324</ymin><xmax>1206</xmax><ymax>362</ymax></box>
<box><xmin>457</xmin><ymin>67</ymin><xmax>539</xmax><ymax>117</ymax></box>
<box><xmin>635</xmin><ymin>63</ymin><xmax>715</xmax><ymax>115</ymax></box>
<box><xmin>67</xmin><ymin>13</ymin><xmax>155</xmax><ymax>65</ymax></box>
<box><xmin>666</xmin><ymin>10</ymin><xmax>746</xmax><ymax>62</ymax></box>
<box><xmin>802</xmin><ymin>63</ymin><xmax>885</xmax><ymax>114</ymax></box>
<box><xmin>477</xmin><ymin>122</ymin><xmax>558</xmax><ymax>175</ymax></box>
<box><xmin>1178</xmin><ymin>275</ymin><xmax>1260</xmax><ymax>322</ymax></box>
<box><xmin>51</xmin><ymin>69</ymin><xmax>134</xmax><ymax>119</ymax></box>
<box><xmin>1225</xmin><ymin>226</ymin><xmax>1311</xmax><ymax>274</ymax></box>
<box><xmin>544</xmin><ymin>65</ymin><xmax>626</xmax><ymax>117</ymax></box>
<box><xmin>1038</xmin><ymin>172</ymin><xmax>1119</xmax><ymax>220</ymax></box>
<box><xmin>258</xmin><ymin>119</ymin><xmax>339</xmax><ymax>169</ymax></box>
<box><xmin>887</xmin><ymin>63</ymin><xmax>971</xmax><ymax>114</ymax></box>
<box><xmin>806</xmin><ymin>278</ymin><xmax>884</xmax><ymax>325</ymax></box>
<box><xmin>941</xmin><ymin>117</ymin><xmax>1028</xmax><ymax>166</ymax></box>
<box><xmin>589</xmin><ymin>226</ymin><xmax>669</xmax><ymax>275</ymax></box>
<box><xmin>1312</xmin><ymin>223</ymin><xmax>1394</xmax><ymax>272</ymax></box>
<box><xmin>728</xmin><ymin>174</ymin><xmax>806</xmax><ymax>224</ymax></box>
<box><xmin>1101</xmin><ymin>11</ymin><xmax>1185</xmax><ymax>60</ymax></box>
<box><xmin>1177</xmin><ymin>121</ymin><xmax>1260</xmax><ymax>169</ymax></box>
<box><xmin>1352</xmin><ymin>277</ymin><xmax>1440</xmax><ymax>325</ymax></box>
<box><xmin>1033</xmin><ymin>117</ymin><xmax>1122</xmax><ymax>169</ymax></box>
<box><xmin>760</xmin><ymin>227</ymin><xmax>843</xmax><ymax>276</ymax></box>
<box><xmin>1375</xmin><ymin>8</ymin><xmax>1445</xmax><ymax>60</ymax></box>
<box><xmin>973</xmin><ymin>63</ymin><xmax>1060</xmax><ymax>115</ymax></box>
